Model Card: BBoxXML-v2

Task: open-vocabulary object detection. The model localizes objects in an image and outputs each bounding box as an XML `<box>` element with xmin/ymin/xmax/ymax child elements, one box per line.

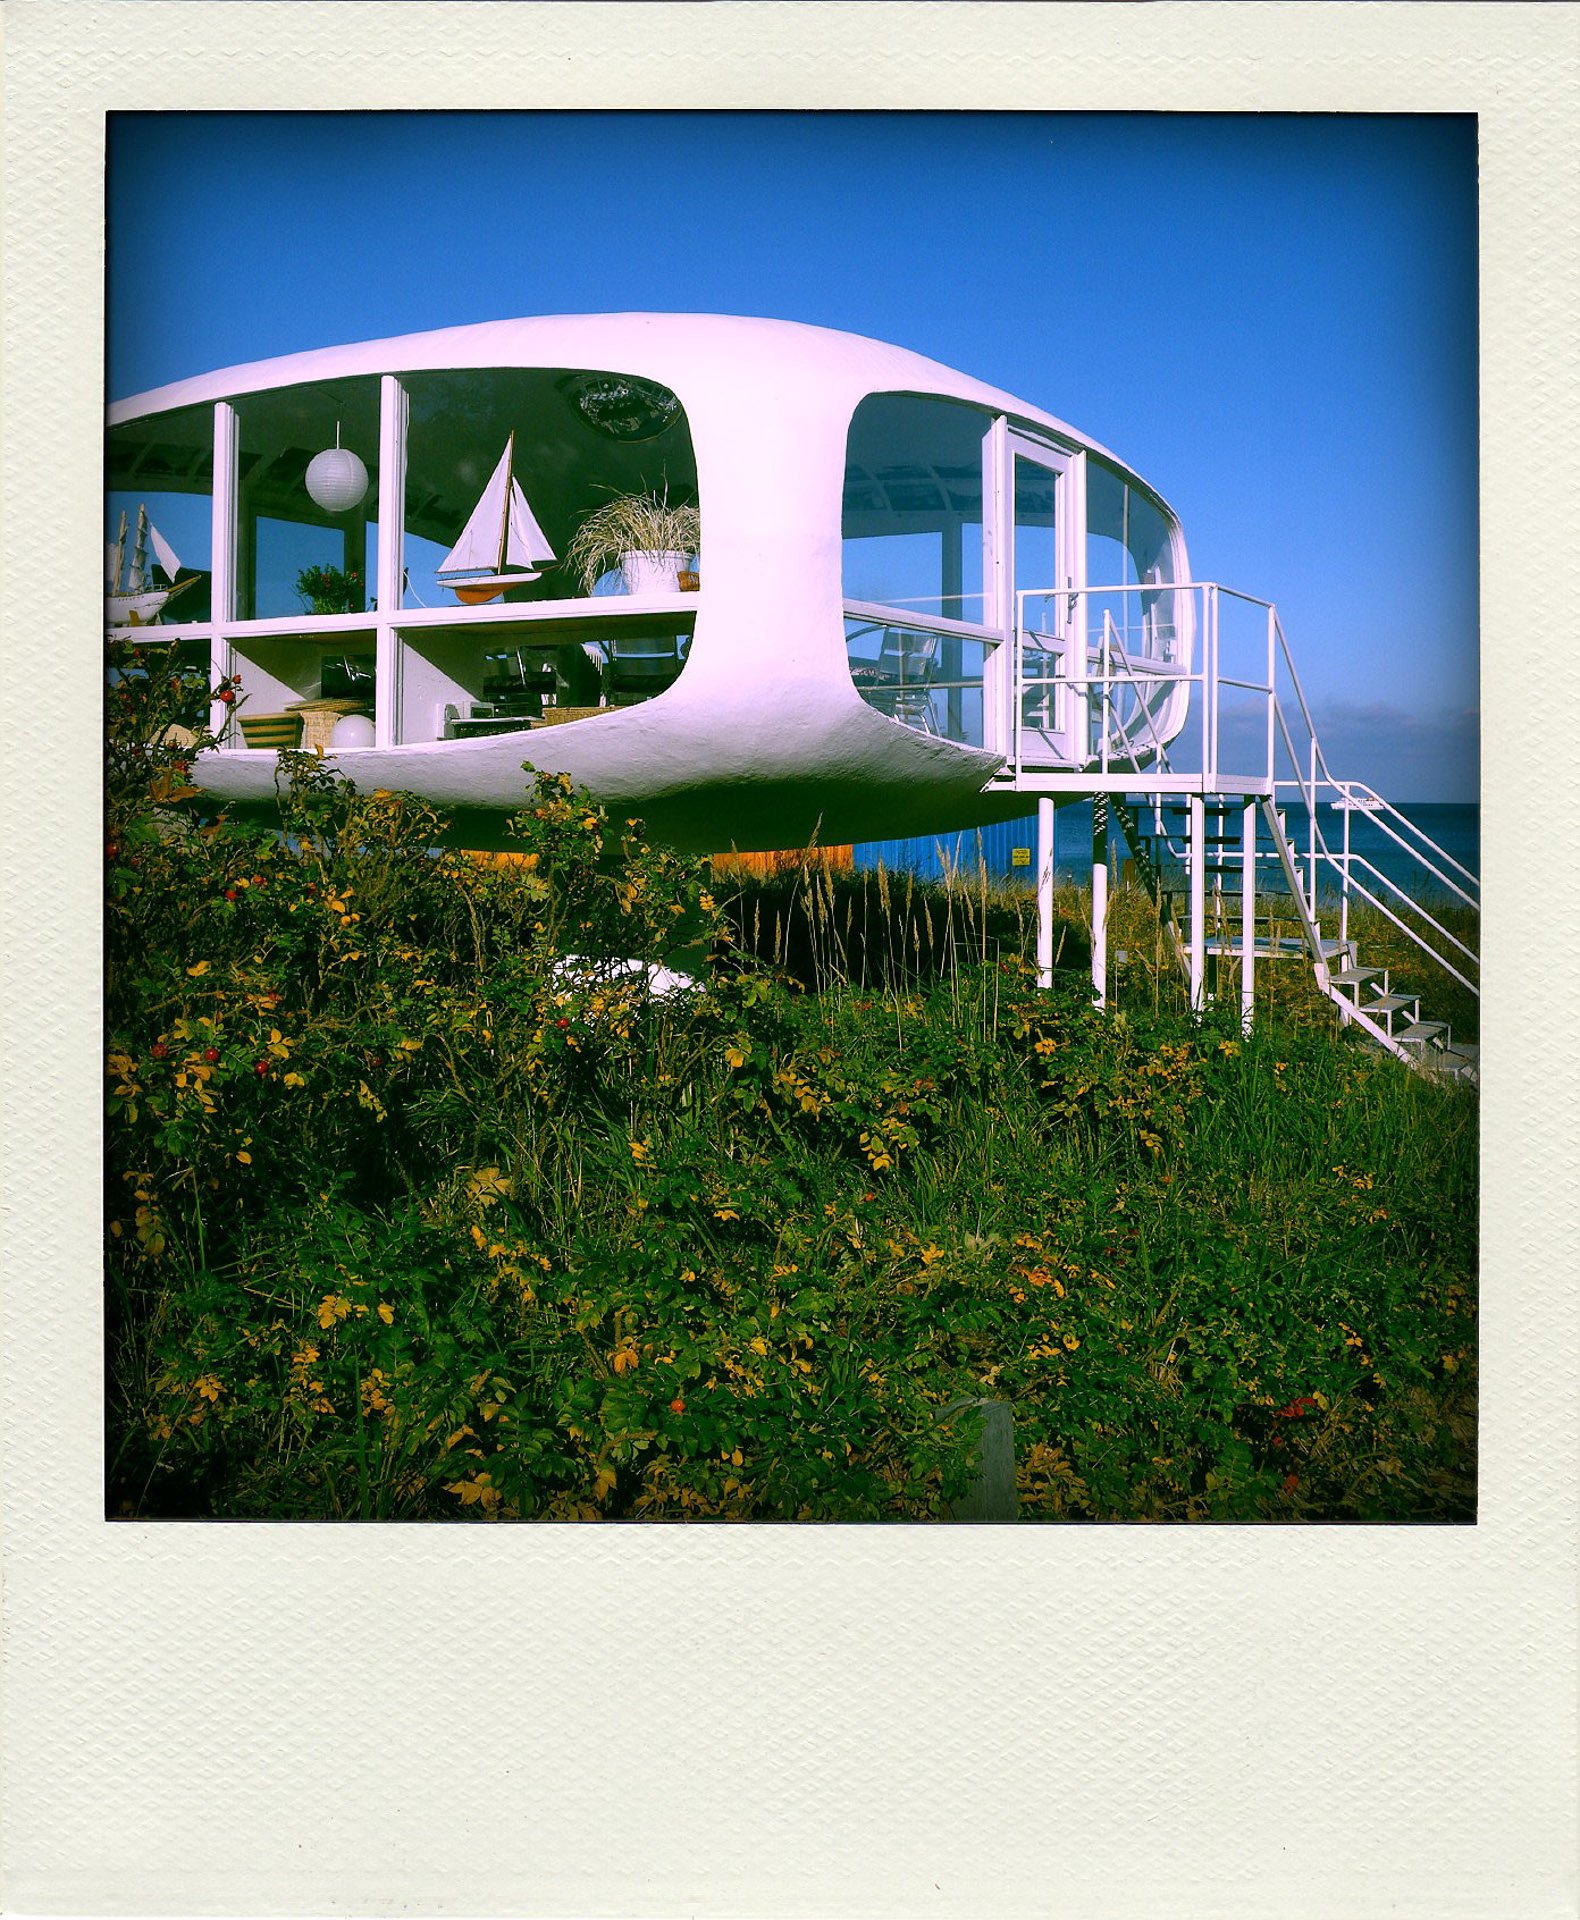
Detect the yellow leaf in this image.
<box><xmin>186</xmin><ymin>962</ymin><xmax>210</xmax><ymax>977</ymax></box>
<box><xmin>235</xmin><ymin>1150</ymin><xmax>252</xmax><ymax>1165</ymax></box>
<box><xmin>282</xmin><ymin>1072</ymin><xmax>305</xmax><ymax>1089</ymax></box>
<box><xmin>376</xmin><ymin>1303</ymin><xmax>394</xmax><ymax>1325</ymax></box>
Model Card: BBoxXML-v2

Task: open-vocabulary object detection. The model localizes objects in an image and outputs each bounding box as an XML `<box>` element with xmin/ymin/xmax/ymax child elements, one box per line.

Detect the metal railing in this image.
<box><xmin>1009</xmin><ymin>581</ymin><xmax>1479</xmax><ymax>1001</ymax></box>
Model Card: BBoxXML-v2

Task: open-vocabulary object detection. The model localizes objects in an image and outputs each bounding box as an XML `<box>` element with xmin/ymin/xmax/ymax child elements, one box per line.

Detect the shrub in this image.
<box><xmin>105</xmin><ymin>646</ymin><xmax>1477</xmax><ymax>1522</ymax></box>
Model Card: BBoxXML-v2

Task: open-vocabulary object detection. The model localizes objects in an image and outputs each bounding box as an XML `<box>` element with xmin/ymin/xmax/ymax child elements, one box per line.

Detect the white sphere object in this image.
<box><xmin>305</xmin><ymin>446</ymin><xmax>369</xmax><ymax>513</ymax></box>
<box><xmin>331</xmin><ymin>712</ymin><xmax>375</xmax><ymax>748</ymax></box>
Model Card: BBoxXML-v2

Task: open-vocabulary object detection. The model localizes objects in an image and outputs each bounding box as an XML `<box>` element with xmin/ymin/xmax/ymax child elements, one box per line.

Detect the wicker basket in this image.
<box><xmin>238</xmin><ymin>713</ymin><xmax>304</xmax><ymax>751</ymax></box>
<box><xmin>287</xmin><ymin>697</ymin><xmax>370</xmax><ymax>753</ymax></box>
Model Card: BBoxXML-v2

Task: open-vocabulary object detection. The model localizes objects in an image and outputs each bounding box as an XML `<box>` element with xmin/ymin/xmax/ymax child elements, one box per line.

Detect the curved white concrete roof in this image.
<box><xmin>109</xmin><ymin>310</ymin><xmax>1177</xmax><ymax>520</ymax></box>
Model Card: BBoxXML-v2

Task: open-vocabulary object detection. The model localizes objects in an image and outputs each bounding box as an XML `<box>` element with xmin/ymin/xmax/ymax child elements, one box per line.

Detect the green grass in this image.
<box><xmin>104</xmin><ymin>650</ymin><xmax>1478</xmax><ymax>1523</ymax></box>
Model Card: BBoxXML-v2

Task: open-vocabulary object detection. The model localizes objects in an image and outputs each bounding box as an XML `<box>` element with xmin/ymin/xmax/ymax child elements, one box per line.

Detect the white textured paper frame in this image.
<box><xmin>2</xmin><ymin>5</ymin><xmax>1576</xmax><ymax>1915</ymax></box>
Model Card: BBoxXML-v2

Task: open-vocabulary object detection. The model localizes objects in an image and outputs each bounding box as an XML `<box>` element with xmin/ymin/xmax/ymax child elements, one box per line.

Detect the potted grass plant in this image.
<box><xmin>564</xmin><ymin>491</ymin><xmax>701</xmax><ymax>596</ymax></box>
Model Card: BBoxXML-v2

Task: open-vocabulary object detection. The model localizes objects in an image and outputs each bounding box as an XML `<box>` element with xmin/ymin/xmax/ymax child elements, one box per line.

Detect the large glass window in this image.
<box><xmin>843</xmin><ymin>395</ymin><xmax>993</xmax><ymax>747</ymax></box>
<box><xmin>401</xmin><ymin>368</ymin><xmax>698</xmax><ymax>611</ymax></box>
<box><xmin>106</xmin><ymin>404</ymin><xmax>215</xmax><ymax>627</ymax></box>
<box><xmin>842</xmin><ymin>395</ymin><xmax>989</xmax><ymax>624</ymax></box>
<box><xmin>1084</xmin><ymin>459</ymin><xmax>1187</xmax><ymax>760</ymax></box>
<box><xmin>233</xmin><ymin>378</ymin><xmax>382</xmax><ymax>621</ymax></box>
<box><xmin>1086</xmin><ymin>460</ymin><xmax>1175</xmax><ymax>598</ymax></box>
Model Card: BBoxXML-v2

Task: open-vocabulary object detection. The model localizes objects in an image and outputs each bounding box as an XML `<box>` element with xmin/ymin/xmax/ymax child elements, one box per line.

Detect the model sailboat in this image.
<box><xmin>106</xmin><ymin>505</ymin><xmax>194</xmax><ymax>627</ymax></box>
<box><xmin>437</xmin><ymin>432</ymin><xmax>556</xmax><ymax>604</ymax></box>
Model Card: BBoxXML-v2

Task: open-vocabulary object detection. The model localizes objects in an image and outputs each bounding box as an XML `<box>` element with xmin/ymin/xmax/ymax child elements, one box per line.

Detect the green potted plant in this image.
<box><xmin>295</xmin><ymin>563</ymin><xmax>364</xmax><ymax>614</ymax></box>
<box><xmin>564</xmin><ymin>491</ymin><xmax>701</xmax><ymax>597</ymax></box>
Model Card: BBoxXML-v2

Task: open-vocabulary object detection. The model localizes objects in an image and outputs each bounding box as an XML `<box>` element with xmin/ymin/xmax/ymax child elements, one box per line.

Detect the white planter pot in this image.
<box><xmin>620</xmin><ymin>549</ymin><xmax>686</xmax><ymax>596</ymax></box>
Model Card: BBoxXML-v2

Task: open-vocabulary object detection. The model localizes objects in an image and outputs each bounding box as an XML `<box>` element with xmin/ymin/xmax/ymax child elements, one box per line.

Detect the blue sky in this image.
<box><xmin>108</xmin><ymin>111</ymin><xmax>1478</xmax><ymax>800</ymax></box>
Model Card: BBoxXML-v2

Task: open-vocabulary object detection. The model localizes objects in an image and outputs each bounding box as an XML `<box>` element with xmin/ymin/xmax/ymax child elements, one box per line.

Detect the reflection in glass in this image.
<box><xmin>846</xmin><ymin>616</ymin><xmax>990</xmax><ymax>747</ymax></box>
<box><xmin>842</xmin><ymin>395</ymin><xmax>989</xmax><ymax>624</ymax></box>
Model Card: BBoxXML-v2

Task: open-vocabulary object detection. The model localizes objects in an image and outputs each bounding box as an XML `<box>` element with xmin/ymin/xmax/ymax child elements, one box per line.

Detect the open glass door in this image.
<box><xmin>1005</xmin><ymin>433</ymin><xmax>1084</xmax><ymax>767</ymax></box>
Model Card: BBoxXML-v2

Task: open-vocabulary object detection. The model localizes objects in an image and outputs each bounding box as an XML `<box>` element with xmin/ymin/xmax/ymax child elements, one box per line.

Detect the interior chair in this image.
<box><xmin>871</xmin><ymin>626</ymin><xmax>941</xmax><ymax>734</ymax></box>
<box><xmin>605</xmin><ymin>632</ymin><xmax>689</xmax><ymax>706</ymax></box>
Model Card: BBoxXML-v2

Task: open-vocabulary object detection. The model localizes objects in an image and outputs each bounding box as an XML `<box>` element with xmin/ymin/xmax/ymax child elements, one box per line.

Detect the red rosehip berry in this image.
<box><xmin>150</xmin><ymin>1041</ymin><xmax>169</xmax><ymax>1059</ymax></box>
<box><xmin>204</xmin><ymin>1048</ymin><xmax>220</xmax><ymax>1063</ymax></box>
<box><xmin>225</xmin><ymin>889</ymin><xmax>238</xmax><ymax>901</ymax></box>
<box><xmin>106</xmin><ymin>841</ymin><xmax>119</xmax><ymax>859</ymax></box>
<box><xmin>556</xmin><ymin>1017</ymin><xmax>570</xmax><ymax>1029</ymax></box>
<box><xmin>669</xmin><ymin>1398</ymin><xmax>685</xmax><ymax>1414</ymax></box>
<box><xmin>217</xmin><ymin>689</ymin><xmax>236</xmax><ymax>705</ymax></box>
<box><xmin>254</xmin><ymin>1059</ymin><xmax>270</xmax><ymax>1076</ymax></box>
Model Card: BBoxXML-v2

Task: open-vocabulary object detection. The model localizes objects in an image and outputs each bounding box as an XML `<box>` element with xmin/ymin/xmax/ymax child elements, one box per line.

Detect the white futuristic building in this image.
<box><xmin>107</xmin><ymin>312</ymin><xmax>1477</xmax><ymax>1071</ymax></box>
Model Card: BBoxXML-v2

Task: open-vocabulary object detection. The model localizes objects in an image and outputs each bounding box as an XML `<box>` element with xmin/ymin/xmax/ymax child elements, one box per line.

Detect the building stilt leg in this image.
<box><xmin>1036</xmin><ymin>796</ymin><xmax>1055</xmax><ymax>989</ymax></box>
<box><xmin>1091</xmin><ymin>793</ymin><xmax>1109</xmax><ymax>1008</ymax></box>
<box><xmin>1189</xmin><ymin>794</ymin><xmax>1206</xmax><ymax>1014</ymax></box>
<box><xmin>1241</xmin><ymin>797</ymin><xmax>1256</xmax><ymax>1034</ymax></box>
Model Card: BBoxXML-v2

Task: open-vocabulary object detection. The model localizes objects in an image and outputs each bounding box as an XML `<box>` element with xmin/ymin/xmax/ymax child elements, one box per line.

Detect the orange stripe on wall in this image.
<box><xmin>711</xmin><ymin>846</ymin><xmax>855</xmax><ymax>879</ymax></box>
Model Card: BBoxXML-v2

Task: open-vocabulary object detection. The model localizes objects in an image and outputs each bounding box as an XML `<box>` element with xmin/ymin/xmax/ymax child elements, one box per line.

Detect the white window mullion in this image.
<box><xmin>210</xmin><ymin>400</ymin><xmax>239</xmax><ymax>743</ymax></box>
<box><xmin>375</xmin><ymin>374</ymin><xmax>408</xmax><ymax>747</ymax></box>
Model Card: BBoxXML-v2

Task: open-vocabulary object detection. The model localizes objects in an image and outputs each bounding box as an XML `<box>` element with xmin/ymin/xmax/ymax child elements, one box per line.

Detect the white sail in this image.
<box><xmin>148</xmin><ymin>522</ymin><xmax>182</xmax><ymax>582</ymax></box>
<box><xmin>438</xmin><ymin>444</ymin><xmax>513</xmax><ymax>580</ymax></box>
<box><xmin>438</xmin><ymin>436</ymin><xmax>554</xmax><ymax>581</ymax></box>
<box><xmin>505</xmin><ymin>477</ymin><xmax>555</xmax><ymax>570</ymax></box>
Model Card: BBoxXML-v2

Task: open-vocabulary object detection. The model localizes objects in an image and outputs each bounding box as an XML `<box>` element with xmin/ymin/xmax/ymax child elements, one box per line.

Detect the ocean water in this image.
<box><xmin>855</xmin><ymin>800</ymin><xmax>1479</xmax><ymax>901</ymax></box>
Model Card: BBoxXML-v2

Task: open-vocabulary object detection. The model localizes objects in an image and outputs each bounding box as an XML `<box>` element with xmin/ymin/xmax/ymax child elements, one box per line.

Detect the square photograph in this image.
<box><xmin>104</xmin><ymin>110</ymin><xmax>1478</xmax><ymax>1523</ymax></box>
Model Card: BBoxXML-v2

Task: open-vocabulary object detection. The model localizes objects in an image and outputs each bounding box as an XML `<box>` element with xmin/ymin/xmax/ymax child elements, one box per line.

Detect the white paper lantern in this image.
<box><xmin>305</xmin><ymin>425</ymin><xmax>369</xmax><ymax>513</ymax></box>
<box><xmin>330</xmin><ymin>712</ymin><xmax>375</xmax><ymax>749</ymax></box>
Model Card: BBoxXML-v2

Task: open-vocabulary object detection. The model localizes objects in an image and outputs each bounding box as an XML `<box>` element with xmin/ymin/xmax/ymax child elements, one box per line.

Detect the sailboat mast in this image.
<box><xmin>129</xmin><ymin>505</ymin><xmax>149</xmax><ymax>593</ymax></box>
<box><xmin>496</xmin><ymin>431</ymin><xmax>515</xmax><ymax>578</ymax></box>
<box><xmin>113</xmin><ymin>510</ymin><xmax>128</xmax><ymax>594</ymax></box>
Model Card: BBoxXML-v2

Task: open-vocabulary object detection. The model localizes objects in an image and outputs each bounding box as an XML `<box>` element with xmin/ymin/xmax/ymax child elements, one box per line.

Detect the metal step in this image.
<box><xmin>1329</xmin><ymin>966</ymin><xmax>1382</xmax><ymax>987</ymax></box>
<box><xmin>1397</xmin><ymin>1021</ymin><xmax>1447</xmax><ymax>1045</ymax></box>
<box><xmin>1358</xmin><ymin>993</ymin><xmax>1418</xmax><ymax>1017</ymax></box>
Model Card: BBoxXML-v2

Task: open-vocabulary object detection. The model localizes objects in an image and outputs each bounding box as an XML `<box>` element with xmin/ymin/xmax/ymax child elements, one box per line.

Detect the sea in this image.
<box><xmin>854</xmin><ymin>800</ymin><xmax>1479</xmax><ymax>902</ymax></box>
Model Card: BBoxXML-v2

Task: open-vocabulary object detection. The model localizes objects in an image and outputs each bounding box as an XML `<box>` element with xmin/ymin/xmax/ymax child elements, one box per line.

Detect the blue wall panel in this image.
<box><xmin>853</xmin><ymin>804</ymin><xmax>1102</xmax><ymax>884</ymax></box>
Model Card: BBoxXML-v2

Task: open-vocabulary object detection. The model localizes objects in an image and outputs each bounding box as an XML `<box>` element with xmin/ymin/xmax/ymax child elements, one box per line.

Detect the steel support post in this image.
<box><xmin>1188</xmin><ymin>794</ymin><xmax>1206</xmax><ymax>1013</ymax></box>
<box><xmin>209</xmin><ymin>401</ymin><xmax>239</xmax><ymax>743</ymax></box>
<box><xmin>1240</xmin><ymin>798</ymin><xmax>1256</xmax><ymax>1034</ymax></box>
<box><xmin>1091</xmin><ymin>793</ymin><xmax>1109</xmax><ymax>1008</ymax></box>
<box><xmin>1036</xmin><ymin>796</ymin><xmax>1056</xmax><ymax>990</ymax></box>
<box><xmin>375</xmin><ymin>375</ymin><xmax>408</xmax><ymax>749</ymax></box>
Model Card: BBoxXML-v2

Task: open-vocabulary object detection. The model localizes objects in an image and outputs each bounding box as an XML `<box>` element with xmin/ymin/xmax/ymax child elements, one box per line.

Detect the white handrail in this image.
<box><xmin>1011</xmin><ymin>580</ymin><xmax>1478</xmax><ymax>1003</ymax></box>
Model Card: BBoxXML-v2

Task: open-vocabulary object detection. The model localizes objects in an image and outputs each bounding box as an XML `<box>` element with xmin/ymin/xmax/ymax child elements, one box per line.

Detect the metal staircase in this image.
<box><xmin>1112</xmin><ymin>794</ymin><xmax>1479</xmax><ymax>1082</ymax></box>
<box><xmin>999</xmin><ymin>581</ymin><xmax>1479</xmax><ymax>1084</ymax></box>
